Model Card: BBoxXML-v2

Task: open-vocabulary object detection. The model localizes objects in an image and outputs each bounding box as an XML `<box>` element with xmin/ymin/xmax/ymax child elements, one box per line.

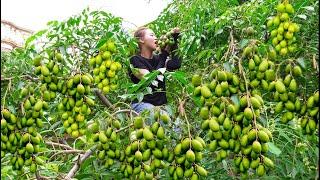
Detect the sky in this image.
<box><xmin>1</xmin><ymin>0</ymin><xmax>171</xmax><ymax>31</ymax></box>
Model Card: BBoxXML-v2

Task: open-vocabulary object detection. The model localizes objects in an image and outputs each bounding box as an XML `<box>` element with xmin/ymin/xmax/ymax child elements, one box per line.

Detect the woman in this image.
<box><xmin>129</xmin><ymin>26</ymin><xmax>181</xmax><ymax>114</ymax></box>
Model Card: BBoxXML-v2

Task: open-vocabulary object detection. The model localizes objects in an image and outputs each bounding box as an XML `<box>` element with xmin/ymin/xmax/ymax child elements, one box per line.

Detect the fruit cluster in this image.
<box><xmin>119</xmin><ymin>116</ymin><xmax>172</xmax><ymax>179</ymax></box>
<box><xmin>157</xmin><ymin>30</ymin><xmax>176</xmax><ymax>50</ymax></box>
<box><xmin>267</xmin><ymin>1</ymin><xmax>300</xmax><ymax>56</ymax></box>
<box><xmin>242</xmin><ymin>45</ymin><xmax>277</xmax><ymax>93</ymax></box>
<box><xmin>93</xmin><ymin>119</ymin><xmax>121</xmax><ymax>168</ymax></box>
<box><xmin>273</xmin><ymin>62</ymin><xmax>302</xmax><ymax>123</ymax></box>
<box><xmin>89</xmin><ymin>41</ymin><xmax>122</xmax><ymax>95</ymax></box>
<box><xmin>299</xmin><ymin>91</ymin><xmax>319</xmax><ymax>135</ymax></box>
<box><xmin>34</xmin><ymin>52</ymin><xmax>64</xmax><ymax>102</ymax></box>
<box><xmin>169</xmin><ymin>136</ymin><xmax>207</xmax><ymax>179</ymax></box>
<box><xmin>58</xmin><ymin>73</ymin><xmax>95</xmax><ymax>138</ymax></box>
<box><xmin>1</xmin><ymin>108</ymin><xmax>44</xmax><ymax>174</ymax></box>
<box><xmin>191</xmin><ymin>66</ymin><xmax>274</xmax><ymax>177</ymax></box>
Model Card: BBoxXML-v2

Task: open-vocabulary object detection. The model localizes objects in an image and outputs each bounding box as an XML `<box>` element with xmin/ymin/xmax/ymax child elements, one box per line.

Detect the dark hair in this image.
<box><xmin>134</xmin><ymin>26</ymin><xmax>149</xmax><ymax>40</ymax></box>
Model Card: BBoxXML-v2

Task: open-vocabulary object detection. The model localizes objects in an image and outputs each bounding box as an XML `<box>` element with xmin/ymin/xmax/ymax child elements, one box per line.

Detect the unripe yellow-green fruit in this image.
<box><xmin>186</xmin><ymin>149</ymin><xmax>196</xmax><ymax>163</ymax></box>
<box><xmin>192</xmin><ymin>74</ymin><xmax>201</xmax><ymax>86</ymax></box>
<box><xmin>258</xmin><ymin>130</ymin><xmax>269</xmax><ymax>143</ymax></box>
<box><xmin>143</xmin><ymin>128</ymin><xmax>154</xmax><ymax>141</ymax></box>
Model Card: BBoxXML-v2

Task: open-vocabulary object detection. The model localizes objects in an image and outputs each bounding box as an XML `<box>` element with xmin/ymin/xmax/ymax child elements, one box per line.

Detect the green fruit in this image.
<box><xmin>285</xmin><ymin>3</ymin><xmax>294</xmax><ymax>14</ymax></box>
<box><xmin>218</xmin><ymin>139</ymin><xmax>229</xmax><ymax>149</ymax></box>
<box><xmin>209</xmin><ymin>118</ymin><xmax>219</xmax><ymax>132</ymax></box>
<box><xmin>256</xmin><ymin>164</ymin><xmax>265</xmax><ymax>176</ymax></box>
<box><xmin>209</xmin><ymin>140</ymin><xmax>217</xmax><ymax>151</ymax></box>
<box><xmin>77</xmin><ymin>84</ymin><xmax>85</xmax><ymax>94</ymax></box>
<box><xmin>192</xmin><ymin>139</ymin><xmax>203</xmax><ymax>151</ymax></box>
<box><xmin>223</xmin><ymin>117</ymin><xmax>232</xmax><ymax>130</ymax></box>
<box><xmin>196</xmin><ymin>165</ymin><xmax>207</xmax><ymax>177</ymax></box>
<box><xmin>191</xmin><ymin>74</ymin><xmax>202</xmax><ymax>86</ymax></box>
<box><xmin>26</xmin><ymin>143</ymin><xmax>34</xmax><ymax>153</ymax></box>
<box><xmin>134</xmin><ymin>116</ymin><xmax>143</xmax><ymax>129</ymax></box>
<box><xmin>186</xmin><ymin>150</ymin><xmax>196</xmax><ymax>163</ymax></box>
<box><xmin>41</xmin><ymin>66</ymin><xmax>50</xmax><ymax>76</ymax></box>
<box><xmin>244</xmin><ymin>107</ymin><xmax>253</xmax><ymax>120</ymax></box>
<box><xmin>217</xmin><ymin>71</ymin><xmax>227</xmax><ymax>81</ymax></box>
<box><xmin>143</xmin><ymin>128</ymin><xmax>154</xmax><ymax>141</ymax></box>
<box><xmin>215</xmin><ymin>84</ymin><xmax>222</xmax><ymax>97</ymax></box>
<box><xmin>285</xmin><ymin>101</ymin><xmax>295</xmax><ymax>111</ymax></box>
<box><xmin>293</xmin><ymin>66</ymin><xmax>302</xmax><ymax>77</ymax></box>
<box><xmin>258</xmin><ymin>59</ymin><xmax>269</xmax><ymax>72</ymax></box>
<box><xmin>249</xmin><ymin>59</ymin><xmax>256</xmax><ymax>70</ymax></box>
<box><xmin>199</xmin><ymin>106</ymin><xmax>209</xmax><ymax>120</ymax></box>
<box><xmin>240</xmin><ymin>135</ymin><xmax>248</xmax><ymax>147</ymax></box>
<box><xmin>252</xmin><ymin>140</ymin><xmax>262</xmax><ymax>153</ymax></box>
<box><xmin>289</xmin><ymin>79</ymin><xmax>297</xmax><ymax>92</ymax></box>
<box><xmin>307</xmin><ymin>96</ymin><xmax>314</xmax><ymax>108</ymax></box>
<box><xmin>184</xmin><ymin>167</ymin><xmax>194</xmax><ymax>178</ymax></box>
<box><xmin>201</xmin><ymin>86</ymin><xmax>212</xmax><ymax>98</ymax></box>
<box><xmin>160</xmin><ymin>114</ymin><xmax>170</xmax><ymax>124</ymax></box>
<box><xmin>250</xmin><ymin>97</ymin><xmax>261</xmax><ymax>109</ymax></box>
<box><xmin>99</xmin><ymin>131</ymin><xmax>108</xmax><ymax>144</ymax></box>
<box><xmin>258</xmin><ymin>131</ymin><xmax>269</xmax><ymax>143</ymax></box>
<box><xmin>250</xmin><ymin>158</ymin><xmax>260</xmax><ymax>169</ymax></box>
<box><xmin>181</xmin><ymin>138</ymin><xmax>191</xmax><ymax>150</ymax></box>
<box><xmin>275</xmin><ymin>80</ymin><xmax>286</xmax><ymax>93</ymax></box>
<box><xmin>263</xmin><ymin>156</ymin><xmax>274</xmax><ymax>168</ymax></box>
<box><xmin>191</xmin><ymin>173</ymin><xmax>199</xmax><ymax>180</ymax></box>
<box><xmin>157</xmin><ymin>127</ymin><xmax>165</xmax><ymax>139</ymax></box>
<box><xmin>135</xmin><ymin>151</ymin><xmax>143</xmax><ymax>162</ymax></box>
<box><xmin>34</xmin><ymin>100</ymin><xmax>43</xmax><ymax>111</ymax></box>
<box><xmin>30</xmin><ymin>163</ymin><xmax>37</xmax><ymax>173</ymax></box>
<box><xmin>265</xmin><ymin>69</ymin><xmax>275</xmax><ymax>81</ymax></box>
<box><xmin>308</xmin><ymin>119</ymin><xmax>316</xmax><ymax>131</ymax></box>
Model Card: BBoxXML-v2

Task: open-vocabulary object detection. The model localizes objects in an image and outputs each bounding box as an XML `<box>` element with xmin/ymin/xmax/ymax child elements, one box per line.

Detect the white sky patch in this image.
<box><xmin>1</xmin><ymin>0</ymin><xmax>171</xmax><ymax>31</ymax></box>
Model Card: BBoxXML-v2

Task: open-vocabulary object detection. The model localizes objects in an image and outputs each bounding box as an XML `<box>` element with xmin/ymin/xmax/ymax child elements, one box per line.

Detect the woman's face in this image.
<box><xmin>140</xmin><ymin>29</ymin><xmax>158</xmax><ymax>51</ymax></box>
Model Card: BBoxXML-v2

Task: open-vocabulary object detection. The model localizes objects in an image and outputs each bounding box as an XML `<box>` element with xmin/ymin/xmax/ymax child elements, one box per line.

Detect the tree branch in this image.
<box><xmin>63</xmin><ymin>145</ymin><xmax>97</xmax><ymax>180</ymax></box>
<box><xmin>94</xmin><ymin>89</ymin><xmax>115</xmax><ymax>110</ymax></box>
<box><xmin>45</xmin><ymin>141</ymin><xmax>74</xmax><ymax>150</ymax></box>
<box><xmin>49</xmin><ymin>150</ymin><xmax>85</xmax><ymax>160</ymax></box>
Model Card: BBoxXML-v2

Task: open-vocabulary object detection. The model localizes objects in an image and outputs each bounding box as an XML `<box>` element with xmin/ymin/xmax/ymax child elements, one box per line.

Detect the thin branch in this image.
<box><xmin>111</xmin><ymin>109</ymin><xmax>139</xmax><ymax>116</ymax></box>
<box><xmin>94</xmin><ymin>89</ymin><xmax>115</xmax><ymax>110</ymax></box>
<box><xmin>49</xmin><ymin>150</ymin><xmax>85</xmax><ymax>160</ymax></box>
<box><xmin>45</xmin><ymin>141</ymin><xmax>74</xmax><ymax>150</ymax></box>
<box><xmin>63</xmin><ymin>145</ymin><xmax>97</xmax><ymax>180</ymax></box>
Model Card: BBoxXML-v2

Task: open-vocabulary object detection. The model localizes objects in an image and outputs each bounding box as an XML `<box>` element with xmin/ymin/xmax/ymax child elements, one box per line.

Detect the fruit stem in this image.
<box><xmin>236</xmin><ymin>56</ymin><xmax>258</xmax><ymax>132</ymax></box>
<box><xmin>116</xmin><ymin>123</ymin><xmax>133</xmax><ymax>133</ymax></box>
<box><xmin>183</xmin><ymin>113</ymin><xmax>192</xmax><ymax>144</ymax></box>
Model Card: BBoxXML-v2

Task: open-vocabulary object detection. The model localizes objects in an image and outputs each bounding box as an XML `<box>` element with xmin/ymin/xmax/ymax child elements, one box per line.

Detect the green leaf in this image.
<box><xmin>297</xmin><ymin>14</ymin><xmax>307</xmax><ymax>20</ymax></box>
<box><xmin>231</xmin><ymin>95</ymin><xmax>240</xmax><ymax>106</ymax></box>
<box><xmin>215</xmin><ymin>29</ymin><xmax>223</xmax><ymax>36</ymax></box>
<box><xmin>137</xmin><ymin>93</ymin><xmax>144</xmax><ymax>102</ymax></box>
<box><xmin>296</xmin><ymin>57</ymin><xmax>306</xmax><ymax>69</ymax></box>
<box><xmin>25</xmin><ymin>29</ymin><xmax>47</xmax><ymax>47</ymax></box>
<box><xmin>239</xmin><ymin>39</ymin><xmax>249</xmax><ymax>49</ymax></box>
<box><xmin>170</xmin><ymin>71</ymin><xmax>188</xmax><ymax>85</ymax></box>
<box><xmin>267</xmin><ymin>142</ymin><xmax>282</xmax><ymax>156</ymax></box>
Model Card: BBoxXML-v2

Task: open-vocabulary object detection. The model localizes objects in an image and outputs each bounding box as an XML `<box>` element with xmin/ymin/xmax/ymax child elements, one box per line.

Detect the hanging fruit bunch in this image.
<box><xmin>242</xmin><ymin>43</ymin><xmax>277</xmax><ymax>94</ymax></box>
<box><xmin>157</xmin><ymin>30</ymin><xmax>175</xmax><ymax>50</ymax></box>
<box><xmin>299</xmin><ymin>91</ymin><xmax>319</xmax><ymax>136</ymax></box>
<box><xmin>273</xmin><ymin>61</ymin><xmax>303</xmax><ymax>124</ymax></box>
<box><xmin>57</xmin><ymin>73</ymin><xmax>95</xmax><ymax>138</ymax></box>
<box><xmin>118</xmin><ymin>114</ymin><xmax>173</xmax><ymax>179</ymax></box>
<box><xmin>34</xmin><ymin>52</ymin><xmax>65</xmax><ymax>102</ymax></box>
<box><xmin>168</xmin><ymin>136</ymin><xmax>207</xmax><ymax>179</ymax></box>
<box><xmin>89</xmin><ymin>40</ymin><xmax>122</xmax><ymax>95</ymax></box>
<box><xmin>191</xmin><ymin>60</ymin><xmax>275</xmax><ymax>178</ymax></box>
<box><xmin>1</xmin><ymin>106</ymin><xmax>44</xmax><ymax>175</ymax></box>
<box><xmin>267</xmin><ymin>0</ymin><xmax>300</xmax><ymax>56</ymax></box>
<box><xmin>92</xmin><ymin>118</ymin><xmax>122</xmax><ymax>169</ymax></box>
